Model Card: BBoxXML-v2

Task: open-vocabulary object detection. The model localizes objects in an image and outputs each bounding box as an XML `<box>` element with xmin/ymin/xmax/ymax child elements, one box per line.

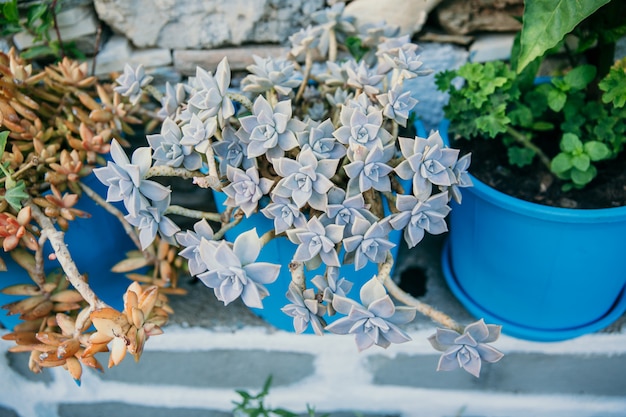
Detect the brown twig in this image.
<box><xmin>378</xmin><ymin>253</ymin><xmax>464</xmax><ymax>333</ymax></box>
<box><xmin>27</xmin><ymin>201</ymin><xmax>106</xmax><ymax>310</ymax></box>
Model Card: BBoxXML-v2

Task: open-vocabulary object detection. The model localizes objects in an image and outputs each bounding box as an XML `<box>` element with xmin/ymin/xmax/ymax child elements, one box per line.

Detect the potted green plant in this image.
<box><xmin>2</xmin><ymin>4</ymin><xmax>505</xmax><ymax>384</ymax></box>
<box><xmin>435</xmin><ymin>0</ymin><xmax>626</xmax><ymax>341</ymax></box>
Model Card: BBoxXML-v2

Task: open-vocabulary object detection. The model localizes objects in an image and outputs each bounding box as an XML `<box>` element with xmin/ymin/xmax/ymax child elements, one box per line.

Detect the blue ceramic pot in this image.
<box><xmin>210</xmin><ymin>121</ymin><xmax>425</xmax><ymax>332</ymax></box>
<box><xmin>439</xmin><ymin>119</ymin><xmax>626</xmax><ymax>341</ymax></box>
<box><xmin>0</xmin><ymin>172</ymin><xmax>136</xmax><ymax>330</ymax></box>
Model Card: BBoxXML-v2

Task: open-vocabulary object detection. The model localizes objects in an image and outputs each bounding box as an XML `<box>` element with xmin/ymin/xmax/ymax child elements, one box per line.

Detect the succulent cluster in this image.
<box><xmin>0</xmin><ymin>49</ymin><xmax>179</xmax><ymax>383</ymax></box>
<box><xmin>1</xmin><ymin>3</ymin><xmax>503</xmax><ymax>382</ymax></box>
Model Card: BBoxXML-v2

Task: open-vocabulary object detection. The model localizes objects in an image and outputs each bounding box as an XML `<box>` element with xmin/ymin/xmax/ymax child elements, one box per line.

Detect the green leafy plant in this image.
<box><xmin>232</xmin><ymin>376</ymin><xmax>326</xmax><ymax>417</ymax></box>
<box><xmin>0</xmin><ymin>0</ymin><xmax>84</xmax><ymax>61</ymax></box>
<box><xmin>436</xmin><ymin>0</ymin><xmax>626</xmax><ymax>192</ymax></box>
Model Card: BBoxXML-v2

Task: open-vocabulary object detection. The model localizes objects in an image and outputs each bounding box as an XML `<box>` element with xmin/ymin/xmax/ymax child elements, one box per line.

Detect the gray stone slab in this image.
<box><xmin>96</xmin><ymin>349</ymin><xmax>314</xmax><ymax>388</ymax></box>
<box><xmin>58</xmin><ymin>402</ymin><xmax>229</xmax><ymax>417</ymax></box>
<box><xmin>6</xmin><ymin>352</ymin><xmax>53</xmax><ymax>384</ymax></box>
<box><xmin>369</xmin><ymin>352</ymin><xmax>626</xmax><ymax>397</ymax></box>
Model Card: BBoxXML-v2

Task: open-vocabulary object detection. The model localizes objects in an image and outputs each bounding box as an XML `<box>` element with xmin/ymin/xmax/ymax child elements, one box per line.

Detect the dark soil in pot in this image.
<box><xmin>453</xmin><ymin>137</ymin><xmax>626</xmax><ymax>209</ymax></box>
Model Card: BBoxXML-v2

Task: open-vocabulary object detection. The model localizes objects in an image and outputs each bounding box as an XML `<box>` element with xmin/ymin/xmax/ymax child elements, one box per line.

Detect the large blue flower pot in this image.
<box><xmin>0</xmin><ymin>173</ymin><xmax>136</xmax><ymax>330</ymax></box>
<box><xmin>210</xmin><ymin>121</ymin><xmax>426</xmax><ymax>332</ymax></box>
<box><xmin>439</xmin><ymin>119</ymin><xmax>626</xmax><ymax>341</ymax></box>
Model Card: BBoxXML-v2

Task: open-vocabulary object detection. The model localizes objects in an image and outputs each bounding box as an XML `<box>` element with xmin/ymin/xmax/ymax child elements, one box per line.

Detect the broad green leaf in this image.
<box><xmin>547</xmin><ymin>88</ymin><xmax>567</xmax><ymax>112</ymax></box>
<box><xmin>571</xmin><ymin>153</ymin><xmax>590</xmax><ymax>171</ymax></box>
<box><xmin>560</xmin><ymin>133</ymin><xmax>582</xmax><ymax>152</ymax></box>
<box><xmin>507</xmin><ymin>146</ymin><xmax>535</xmax><ymax>167</ymax></box>
<box><xmin>0</xmin><ymin>131</ymin><xmax>9</xmax><ymax>159</ymax></box>
<box><xmin>26</xmin><ymin>3</ymin><xmax>48</xmax><ymax>27</ymax></box>
<box><xmin>2</xmin><ymin>180</ymin><xmax>28</xmax><ymax>211</ymax></box>
<box><xmin>550</xmin><ymin>152</ymin><xmax>572</xmax><ymax>173</ymax></box>
<box><xmin>532</xmin><ymin>121</ymin><xmax>554</xmax><ymax>131</ymax></box>
<box><xmin>584</xmin><ymin>141</ymin><xmax>611</xmax><ymax>160</ymax></box>
<box><xmin>476</xmin><ymin>108</ymin><xmax>510</xmax><ymax>138</ymax></box>
<box><xmin>20</xmin><ymin>45</ymin><xmax>57</xmax><ymax>60</ymax></box>
<box><xmin>563</xmin><ymin>65</ymin><xmax>597</xmax><ymax>90</ymax></box>
<box><xmin>599</xmin><ymin>65</ymin><xmax>626</xmax><ymax>108</ymax></box>
<box><xmin>516</xmin><ymin>0</ymin><xmax>611</xmax><ymax>73</ymax></box>
<box><xmin>508</xmin><ymin>105</ymin><xmax>533</xmax><ymax>128</ymax></box>
<box><xmin>571</xmin><ymin>165</ymin><xmax>597</xmax><ymax>186</ymax></box>
<box><xmin>1</xmin><ymin>0</ymin><xmax>19</xmax><ymax>22</ymax></box>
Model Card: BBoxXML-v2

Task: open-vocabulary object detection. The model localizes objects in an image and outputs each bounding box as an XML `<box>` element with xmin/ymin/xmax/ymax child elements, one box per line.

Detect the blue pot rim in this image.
<box><xmin>439</xmin><ymin>118</ymin><xmax>626</xmax><ymax>223</ymax></box>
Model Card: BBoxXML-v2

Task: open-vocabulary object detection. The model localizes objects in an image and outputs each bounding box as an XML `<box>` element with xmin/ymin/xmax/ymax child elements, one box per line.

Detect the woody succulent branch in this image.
<box><xmin>2</xmin><ymin>4</ymin><xmax>502</xmax><ymax>384</ymax></box>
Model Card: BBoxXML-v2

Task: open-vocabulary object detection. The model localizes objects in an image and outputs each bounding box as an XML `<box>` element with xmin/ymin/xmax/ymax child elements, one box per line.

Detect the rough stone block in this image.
<box><xmin>6</xmin><ymin>352</ymin><xmax>53</xmax><ymax>384</ymax></box>
<box><xmin>369</xmin><ymin>352</ymin><xmax>626</xmax><ymax>397</ymax></box>
<box><xmin>96</xmin><ymin>349</ymin><xmax>315</xmax><ymax>388</ymax></box>
<box><xmin>173</xmin><ymin>46</ymin><xmax>289</xmax><ymax>75</ymax></box>
<box><xmin>93</xmin><ymin>0</ymin><xmax>325</xmax><ymax>49</ymax></box>
<box><xmin>0</xmin><ymin>406</ymin><xmax>19</xmax><ymax>417</ymax></box>
<box><xmin>469</xmin><ymin>34</ymin><xmax>516</xmax><ymax>63</ymax></box>
<box><xmin>58</xmin><ymin>402</ymin><xmax>230</xmax><ymax>417</ymax></box>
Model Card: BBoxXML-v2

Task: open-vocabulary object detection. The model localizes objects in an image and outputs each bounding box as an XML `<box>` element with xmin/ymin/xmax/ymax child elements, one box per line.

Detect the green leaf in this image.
<box><xmin>345</xmin><ymin>36</ymin><xmax>369</xmax><ymax>62</ymax></box>
<box><xmin>507</xmin><ymin>146</ymin><xmax>535</xmax><ymax>167</ymax></box>
<box><xmin>584</xmin><ymin>141</ymin><xmax>611</xmax><ymax>160</ymax></box>
<box><xmin>516</xmin><ymin>0</ymin><xmax>611</xmax><ymax>72</ymax></box>
<box><xmin>508</xmin><ymin>105</ymin><xmax>533</xmax><ymax>128</ymax></box>
<box><xmin>20</xmin><ymin>45</ymin><xmax>57</xmax><ymax>60</ymax></box>
<box><xmin>560</xmin><ymin>133</ymin><xmax>583</xmax><ymax>152</ymax></box>
<box><xmin>563</xmin><ymin>65</ymin><xmax>597</xmax><ymax>90</ymax></box>
<box><xmin>26</xmin><ymin>3</ymin><xmax>48</xmax><ymax>27</ymax></box>
<box><xmin>570</xmin><ymin>165</ymin><xmax>597</xmax><ymax>186</ymax></box>
<box><xmin>1</xmin><ymin>0</ymin><xmax>19</xmax><ymax>22</ymax></box>
<box><xmin>475</xmin><ymin>108</ymin><xmax>510</xmax><ymax>137</ymax></box>
<box><xmin>532</xmin><ymin>121</ymin><xmax>554</xmax><ymax>131</ymax></box>
<box><xmin>0</xmin><ymin>131</ymin><xmax>9</xmax><ymax>159</ymax></box>
<box><xmin>599</xmin><ymin>65</ymin><xmax>626</xmax><ymax>108</ymax></box>
<box><xmin>571</xmin><ymin>153</ymin><xmax>590</xmax><ymax>171</ymax></box>
<box><xmin>550</xmin><ymin>152</ymin><xmax>573</xmax><ymax>174</ymax></box>
<box><xmin>547</xmin><ymin>88</ymin><xmax>567</xmax><ymax>112</ymax></box>
<box><xmin>2</xmin><ymin>180</ymin><xmax>29</xmax><ymax>211</ymax></box>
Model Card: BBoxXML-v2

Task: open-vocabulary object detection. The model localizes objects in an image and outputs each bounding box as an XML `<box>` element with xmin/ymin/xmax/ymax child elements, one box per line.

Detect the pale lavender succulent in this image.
<box><xmin>281</xmin><ymin>282</ymin><xmax>326</xmax><ymax>335</ymax></box>
<box><xmin>158</xmin><ymin>82</ymin><xmax>186</xmax><ymax>119</ymax></box>
<box><xmin>286</xmin><ymin>216</ymin><xmax>344</xmax><ymax>270</ymax></box>
<box><xmin>324</xmin><ymin>190</ymin><xmax>378</xmax><ymax>237</ymax></box>
<box><xmin>318</xmin><ymin>61</ymin><xmax>352</xmax><ymax>87</ymax></box>
<box><xmin>343</xmin><ymin>217</ymin><xmax>395</xmax><ymax>271</ymax></box>
<box><xmin>390</xmin><ymin>192</ymin><xmax>451</xmax><ymax>248</ymax></box>
<box><xmin>346</xmin><ymin>60</ymin><xmax>384</xmax><ymax>95</ymax></box>
<box><xmin>289</xmin><ymin>25</ymin><xmax>324</xmax><ymax>59</ymax></box>
<box><xmin>447</xmin><ymin>153</ymin><xmax>473</xmax><ymax>204</ymax></box>
<box><xmin>306</xmin><ymin>101</ymin><xmax>327</xmax><ymax>121</ymax></box>
<box><xmin>147</xmin><ymin>118</ymin><xmax>203</xmax><ymax>171</ymax></box>
<box><xmin>326</xmin><ymin>277</ymin><xmax>416</xmax><ymax>351</ymax></box>
<box><xmin>358</xmin><ymin>21</ymin><xmax>401</xmax><ymax>49</ymax></box>
<box><xmin>334</xmin><ymin>104</ymin><xmax>392</xmax><ymax>152</ymax></box>
<box><xmin>213</xmin><ymin>125</ymin><xmax>253</xmax><ymax>177</ymax></box>
<box><xmin>124</xmin><ymin>194</ymin><xmax>180</xmax><ymax>250</ymax></box>
<box><xmin>298</xmin><ymin>118</ymin><xmax>346</xmax><ymax>160</ymax></box>
<box><xmin>180</xmin><ymin>113</ymin><xmax>217</xmax><ymax>155</ymax></box>
<box><xmin>176</xmin><ymin>219</ymin><xmax>216</xmax><ymax>276</ymax></box>
<box><xmin>261</xmin><ymin>196</ymin><xmax>307</xmax><ymax>234</ymax></box>
<box><xmin>311</xmin><ymin>266</ymin><xmax>353</xmax><ymax>316</ymax></box>
<box><xmin>196</xmin><ymin>229</ymin><xmax>280</xmax><ymax>308</ymax></box>
<box><xmin>428</xmin><ymin>319</ymin><xmax>504</xmax><ymax>378</ymax></box>
<box><xmin>238</xmin><ymin>96</ymin><xmax>305</xmax><ymax>161</ymax></box>
<box><xmin>395</xmin><ymin>132</ymin><xmax>460</xmax><ymax>201</ymax></box>
<box><xmin>222</xmin><ymin>166</ymin><xmax>273</xmax><ymax>217</ymax></box>
<box><xmin>94</xmin><ymin>140</ymin><xmax>170</xmax><ymax>217</ymax></box>
<box><xmin>187</xmin><ymin>57</ymin><xmax>235</xmax><ymax>127</ymax></box>
<box><xmin>114</xmin><ymin>64</ymin><xmax>153</xmax><ymax>105</ymax></box>
<box><xmin>310</xmin><ymin>3</ymin><xmax>356</xmax><ymax>58</ymax></box>
<box><xmin>376</xmin><ymin>83</ymin><xmax>418</xmax><ymax>127</ymax></box>
<box><xmin>325</xmin><ymin>87</ymin><xmax>353</xmax><ymax>108</ymax></box>
<box><xmin>381</xmin><ymin>47</ymin><xmax>431</xmax><ymax>81</ymax></box>
<box><xmin>242</xmin><ymin>55</ymin><xmax>302</xmax><ymax>96</ymax></box>
<box><xmin>344</xmin><ymin>144</ymin><xmax>394</xmax><ymax>196</ymax></box>
<box><xmin>272</xmin><ymin>148</ymin><xmax>338</xmax><ymax>211</ymax></box>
